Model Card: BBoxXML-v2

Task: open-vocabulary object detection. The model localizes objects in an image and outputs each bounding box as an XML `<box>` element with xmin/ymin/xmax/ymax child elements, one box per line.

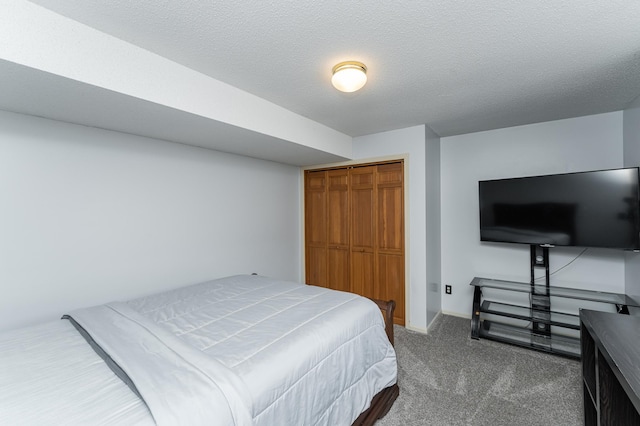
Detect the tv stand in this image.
<box><xmin>470</xmin><ymin>244</ymin><xmax>639</xmax><ymax>357</ymax></box>
<box><xmin>470</xmin><ymin>276</ymin><xmax>637</xmax><ymax>358</ymax></box>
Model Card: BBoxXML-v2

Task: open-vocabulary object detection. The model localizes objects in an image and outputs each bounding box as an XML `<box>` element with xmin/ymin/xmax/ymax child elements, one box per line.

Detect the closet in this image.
<box><xmin>304</xmin><ymin>161</ymin><xmax>405</xmax><ymax>325</ymax></box>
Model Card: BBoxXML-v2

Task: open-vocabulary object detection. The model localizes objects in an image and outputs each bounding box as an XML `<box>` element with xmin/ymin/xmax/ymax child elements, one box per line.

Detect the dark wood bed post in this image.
<box><xmin>352</xmin><ymin>298</ymin><xmax>399</xmax><ymax>426</ymax></box>
<box><xmin>369</xmin><ymin>298</ymin><xmax>396</xmax><ymax>346</ymax></box>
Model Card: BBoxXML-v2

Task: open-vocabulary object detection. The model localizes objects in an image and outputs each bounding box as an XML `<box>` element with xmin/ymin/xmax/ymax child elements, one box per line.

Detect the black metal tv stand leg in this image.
<box><xmin>471</xmin><ymin>285</ymin><xmax>482</xmax><ymax>339</ymax></box>
<box><xmin>616</xmin><ymin>304</ymin><xmax>630</xmax><ymax>314</ymax></box>
<box><xmin>531</xmin><ymin>245</ymin><xmax>551</xmax><ymax>337</ymax></box>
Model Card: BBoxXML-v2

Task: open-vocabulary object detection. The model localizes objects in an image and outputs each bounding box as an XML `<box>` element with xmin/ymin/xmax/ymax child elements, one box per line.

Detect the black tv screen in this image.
<box><xmin>479</xmin><ymin>167</ymin><xmax>640</xmax><ymax>250</ymax></box>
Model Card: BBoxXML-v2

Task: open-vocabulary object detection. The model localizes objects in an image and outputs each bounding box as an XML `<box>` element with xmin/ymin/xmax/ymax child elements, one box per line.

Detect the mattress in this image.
<box><xmin>0</xmin><ymin>275</ymin><xmax>397</xmax><ymax>425</ymax></box>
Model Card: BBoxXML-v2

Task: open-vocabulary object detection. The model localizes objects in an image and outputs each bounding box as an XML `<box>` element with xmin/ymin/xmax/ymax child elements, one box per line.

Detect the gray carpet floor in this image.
<box><xmin>377</xmin><ymin>315</ymin><xmax>582</xmax><ymax>426</ymax></box>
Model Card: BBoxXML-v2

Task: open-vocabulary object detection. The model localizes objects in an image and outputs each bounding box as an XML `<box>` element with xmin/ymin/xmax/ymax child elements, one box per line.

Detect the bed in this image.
<box><xmin>0</xmin><ymin>274</ymin><xmax>398</xmax><ymax>425</ymax></box>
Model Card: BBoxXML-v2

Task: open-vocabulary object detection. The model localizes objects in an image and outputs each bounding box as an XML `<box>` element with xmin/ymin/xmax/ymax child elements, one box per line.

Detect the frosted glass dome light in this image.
<box><xmin>331</xmin><ymin>61</ymin><xmax>367</xmax><ymax>92</ymax></box>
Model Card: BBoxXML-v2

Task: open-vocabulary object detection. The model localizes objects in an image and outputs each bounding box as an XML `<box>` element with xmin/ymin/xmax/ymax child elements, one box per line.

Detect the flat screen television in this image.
<box><xmin>479</xmin><ymin>167</ymin><xmax>640</xmax><ymax>250</ymax></box>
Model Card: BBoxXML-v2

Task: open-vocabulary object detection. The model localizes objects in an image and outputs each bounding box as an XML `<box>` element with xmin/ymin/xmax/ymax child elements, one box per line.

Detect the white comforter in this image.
<box><xmin>0</xmin><ymin>275</ymin><xmax>397</xmax><ymax>425</ymax></box>
<box><xmin>0</xmin><ymin>320</ymin><xmax>154</xmax><ymax>425</ymax></box>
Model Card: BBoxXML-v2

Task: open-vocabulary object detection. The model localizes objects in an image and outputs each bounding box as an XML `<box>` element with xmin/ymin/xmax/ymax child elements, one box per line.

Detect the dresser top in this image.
<box><xmin>580</xmin><ymin>309</ymin><xmax>640</xmax><ymax>412</ymax></box>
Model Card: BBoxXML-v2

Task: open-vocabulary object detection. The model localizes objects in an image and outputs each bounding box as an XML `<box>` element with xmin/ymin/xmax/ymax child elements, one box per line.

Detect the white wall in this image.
<box><xmin>352</xmin><ymin>125</ymin><xmax>430</xmax><ymax>331</ymax></box>
<box><xmin>441</xmin><ymin>112</ymin><xmax>625</xmax><ymax>317</ymax></box>
<box><xmin>624</xmin><ymin>95</ymin><xmax>640</xmax><ymax>306</ymax></box>
<box><xmin>0</xmin><ymin>110</ymin><xmax>301</xmax><ymax>331</ymax></box>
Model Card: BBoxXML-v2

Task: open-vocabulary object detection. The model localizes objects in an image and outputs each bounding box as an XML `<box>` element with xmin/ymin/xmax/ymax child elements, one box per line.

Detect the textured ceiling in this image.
<box><xmin>28</xmin><ymin>0</ymin><xmax>640</xmax><ymax>137</ymax></box>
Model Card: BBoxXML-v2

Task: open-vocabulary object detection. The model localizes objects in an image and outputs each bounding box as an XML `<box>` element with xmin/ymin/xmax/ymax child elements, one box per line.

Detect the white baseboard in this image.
<box><xmin>404</xmin><ymin>323</ymin><xmax>428</xmax><ymax>334</ymax></box>
<box><xmin>405</xmin><ymin>310</ymin><xmax>471</xmax><ymax>335</ymax></box>
<box><xmin>441</xmin><ymin>310</ymin><xmax>471</xmax><ymax>320</ymax></box>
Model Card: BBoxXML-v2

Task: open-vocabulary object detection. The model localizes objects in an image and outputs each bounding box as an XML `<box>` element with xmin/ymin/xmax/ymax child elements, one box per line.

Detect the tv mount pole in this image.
<box><xmin>530</xmin><ymin>244</ymin><xmax>551</xmax><ymax>337</ymax></box>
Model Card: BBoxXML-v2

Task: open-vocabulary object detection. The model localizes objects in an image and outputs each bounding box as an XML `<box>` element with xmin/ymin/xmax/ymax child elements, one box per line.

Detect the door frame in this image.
<box><xmin>300</xmin><ymin>154</ymin><xmax>410</xmax><ymax>327</ymax></box>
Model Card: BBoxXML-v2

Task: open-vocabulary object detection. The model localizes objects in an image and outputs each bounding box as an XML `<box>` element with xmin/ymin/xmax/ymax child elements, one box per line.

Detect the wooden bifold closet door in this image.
<box><xmin>304</xmin><ymin>161</ymin><xmax>405</xmax><ymax>325</ymax></box>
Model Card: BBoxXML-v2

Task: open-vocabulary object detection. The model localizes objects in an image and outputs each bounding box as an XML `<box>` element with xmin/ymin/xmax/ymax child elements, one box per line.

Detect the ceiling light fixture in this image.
<box><xmin>331</xmin><ymin>61</ymin><xmax>367</xmax><ymax>92</ymax></box>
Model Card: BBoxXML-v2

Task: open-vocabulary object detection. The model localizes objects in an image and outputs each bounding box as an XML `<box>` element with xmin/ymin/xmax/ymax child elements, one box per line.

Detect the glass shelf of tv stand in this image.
<box><xmin>480</xmin><ymin>300</ymin><xmax>580</xmax><ymax>330</ymax></box>
<box><xmin>479</xmin><ymin>320</ymin><xmax>582</xmax><ymax>358</ymax></box>
<box><xmin>470</xmin><ymin>277</ymin><xmax>640</xmax><ymax>307</ymax></box>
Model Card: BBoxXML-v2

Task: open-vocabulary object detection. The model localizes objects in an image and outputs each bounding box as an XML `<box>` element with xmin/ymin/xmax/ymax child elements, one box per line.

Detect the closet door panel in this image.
<box><xmin>307</xmin><ymin>246</ymin><xmax>327</xmax><ymax>287</ymax></box>
<box><xmin>328</xmin><ymin>248</ymin><xmax>350</xmax><ymax>292</ymax></box>
<box><xmin>305</xmin><ymin>171</ymin><xmax>327</xmax><ymax>287</ymax></box>
<box><xmin>351</xmin><ymin>188</ymin><xmax>374</xmax><ymax>249</ymax></box>
<box><xmin>351</xmin><ymin>250</ymin><xmax>374</xmax><ymax>298</ymax></box>
<box><xmin>327</xmin><ymin>170</ymin><xmax>349</xmax><ymax>247</ymax></box>
<box><xmin>377</xmin><ymin>163</ymin><xmax>403</xmax><ymax>185</ymax></box>
<box><xmin>350</xmin><ymin>167</ymin><xmax>375</xmax><ymax>250</ymax></box>
<box><xmin>377</xmin><ymin>185</ymin><xmax>403</xmax><ymax>253</ymax></box>
<box><xmin>350</xmin><ymin>166</ymin><xmax>376</xmax><ymax>299</ymax></box>
<box><xmin>377</xmin><ymin>163</ymin><xmax>403</xmax><ymax>253</ymax></box>
<box><xmin>377</xmin><ymin>253</ymin><xmax>405</xmax><ymax>325</ymax></box>
<box><xmin>326</xmin><ymin>169</ymin><xmax>349</xmax><ymax>291</ymax></box>
<box><xmin>305</xmin><ymin>171</ymin><xmax>327</xmax><ymax>246</ymax></box>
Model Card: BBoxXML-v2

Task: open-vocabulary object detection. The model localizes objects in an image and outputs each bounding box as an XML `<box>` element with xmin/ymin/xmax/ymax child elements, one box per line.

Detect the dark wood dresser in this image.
<box><xmin>580</xmin><ymin>310</ymin><xmax>640</xmax><ymax>425</ymax></box>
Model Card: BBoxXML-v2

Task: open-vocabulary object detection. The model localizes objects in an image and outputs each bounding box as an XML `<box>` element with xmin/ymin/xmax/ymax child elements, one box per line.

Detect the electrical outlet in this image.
<box><xmin>445</xmin><ymin>285</ymin><xmax>452</xmax><ymax>295</ymax></box>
